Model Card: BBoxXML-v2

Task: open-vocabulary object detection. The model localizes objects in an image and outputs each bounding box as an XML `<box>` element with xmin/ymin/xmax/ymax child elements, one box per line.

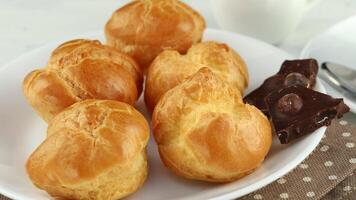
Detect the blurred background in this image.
<box><xmin>0</xmin><ymin>0</ymin><xmax>356</xmax><ymax>67</ymax></box>
<box><xmin>1</xmin><ymin>0</ymin><xmax>356</xmax><ymax>124</ymax></box>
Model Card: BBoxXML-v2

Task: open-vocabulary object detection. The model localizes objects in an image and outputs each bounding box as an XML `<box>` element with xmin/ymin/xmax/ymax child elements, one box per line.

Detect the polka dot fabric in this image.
<box><xmin>240</xmin><ymin>120</ymin><xmax>356</xmax><ymax>200</ymax></box>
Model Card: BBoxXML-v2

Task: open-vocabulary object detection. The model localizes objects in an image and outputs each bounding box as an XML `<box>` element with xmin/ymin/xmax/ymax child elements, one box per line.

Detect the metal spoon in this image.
<box><xmin>319</xmin><ymin>62</ymin><xmax>356</xmax><ymax>100</ymax></box>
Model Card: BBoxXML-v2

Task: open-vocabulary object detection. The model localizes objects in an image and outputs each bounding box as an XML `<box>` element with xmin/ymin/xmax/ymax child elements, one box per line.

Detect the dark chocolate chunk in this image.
<box><xmin>266</xmin><ymin>85</ymin><xmax>350</xmax><ymax>144</ymax></box>
<box><xmin>244</xmin><ymin>59</ymin><xmax>319</xmax><ymax>115</ymax></box>
<box><xmin>278</xmin><ymin>59</ymin><xmax>318</xmax><ymax>88</ymax></box>
<box><xmin>284</xmin><ymin>72</ymin><xmax>310</xmax><ymax>88</ymax></box>
<box><xmin>277</xmin><ymin>93</ymin><xmax>303</xmax><ymax>114</ymax></box>
<box><xmin>243</xmin><ymin>75</ymin><xmax>285</xmax><ymax>114</ymax></box>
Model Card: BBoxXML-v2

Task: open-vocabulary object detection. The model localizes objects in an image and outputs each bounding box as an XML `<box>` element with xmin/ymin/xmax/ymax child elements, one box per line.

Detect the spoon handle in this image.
<box><xmin>319</xmin><ymin>62</ymin><xmax>356</xmax><ymax>99</ymax></box>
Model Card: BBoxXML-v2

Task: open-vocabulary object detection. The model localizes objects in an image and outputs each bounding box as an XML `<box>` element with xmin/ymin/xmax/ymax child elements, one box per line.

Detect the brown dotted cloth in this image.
<box><xmin>240</xmin><ymin>120</ymin><xmax>356</xmax><ymax>200</ymax></box>
<box><xmin>0</xmin><ymin>120</ymin><xmax>355</xmax><ymax>200</ymax></box>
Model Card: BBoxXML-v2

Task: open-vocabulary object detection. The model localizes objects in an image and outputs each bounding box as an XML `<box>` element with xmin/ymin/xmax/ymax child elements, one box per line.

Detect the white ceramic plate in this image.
<box><xmin>0</xmin><ymin>29</ymin><xmax>326</xmax><ymax>200</ymax></box>
<box><xmin>301</xmin><ymin>15</ymin><xmax>356</xmax><ymax>113</ymax></box>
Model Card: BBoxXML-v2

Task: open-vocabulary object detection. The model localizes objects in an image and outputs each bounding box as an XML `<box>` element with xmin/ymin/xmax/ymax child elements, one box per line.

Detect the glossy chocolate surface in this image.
<box><xmin>266</xmin><ymin>85</ymin><xmax>350</xmax><ymax>144</ymax></box>
<box><xmin>244</xmin><ymin>59</ymin><xmax>319</xmax><ymax>115</ymax></box>
<box><xmin>277</xmin><ymin>93</ymin><xmax>303</xmax><ymax>114</ymax></box>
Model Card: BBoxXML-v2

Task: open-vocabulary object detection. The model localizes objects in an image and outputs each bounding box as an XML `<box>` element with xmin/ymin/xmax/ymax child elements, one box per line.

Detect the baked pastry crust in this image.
<box><xmin>105</xmin><ymin>0</ymin><xmax>206</xmax><ymax>71</ymax></box>
<box><xmin>152</xmin><ymin>68</ymin><xmax>271</xmax><ymax>182</ymax></box>
<box><xmin>23</xmin><ymin>39</ymin><xmax>142</xmax><ymax>122</ymax></box>
<box><xmin>145</xmin><ymin>41</ymin><xmax>248</xmax><ymax>112</ymax></box>
<box><xmin>26</xmin><ymin>100</ymin><xmax>149</xmax><ymax>200</ymax></box>
<box><xmin>48</xmin><ymin>39</ymin><xmax>142</xmax><ymax>92</ymax></box>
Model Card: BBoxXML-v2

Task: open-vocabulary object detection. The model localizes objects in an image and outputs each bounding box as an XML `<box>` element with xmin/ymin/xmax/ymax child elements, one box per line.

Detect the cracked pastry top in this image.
<box><xmin>23</xmin><ymin>39</ymin><xmax>142</xmax><ymax>122</ymax></box>
<box><xmin>145</xmin><ymin>41</ymin><xmax>248</xmax><ymax>112</ymax></box>
<box><xmin>152</xmin><ymin>68</ymin><xmax>271</xmax><ymax>182</ymax></box>
<box><xmin>105</xmin><ymin>0</ymin><xmax>206</xmax><ymax>72</ymax></box>
<box><xmin>26</xmin><ymin>100</ymin><xmax>149</xmax><ymax>200</ymax></box>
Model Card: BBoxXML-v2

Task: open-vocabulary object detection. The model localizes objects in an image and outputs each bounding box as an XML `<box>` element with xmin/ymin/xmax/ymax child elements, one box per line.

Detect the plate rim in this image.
<box><xmin>300</xmin><ymin>15</ymin><xmax>356</xmax><ymax>113</ymax></box>
<box><xmin>300</xmin><ymin>15</ymin><xmax>356</xmax><ymax>59</ymax></box>
<box><xmin>0</xmin><ymin>28</ymin><xmax>326</xmax><ymax>200</ymax></box>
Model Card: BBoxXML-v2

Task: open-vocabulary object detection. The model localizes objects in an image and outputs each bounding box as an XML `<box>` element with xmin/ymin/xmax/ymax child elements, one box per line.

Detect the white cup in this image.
<box><xmin>211</xmin><ymin>0</ymin><xmax>320</xmax><ymax>44</ymax></box>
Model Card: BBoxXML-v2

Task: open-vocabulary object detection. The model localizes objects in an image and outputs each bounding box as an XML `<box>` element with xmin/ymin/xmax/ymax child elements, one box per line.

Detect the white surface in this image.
<box><xmin>301</xmin><ymin>15</ymin><xmax>356</xmax><ymax>113</ymax></box>
<box><xmin>210</xmin><ymin>0</ymin><xmax>320</xmax><ymax>44</ymax></box>
<box><xmin>0</xmin><ymin>29</ymin><xmax>326</xmax><ymax>200</ymax></box>
<box><xmin>1</xmin><ymin>0</ymin><xmax>356</xmax><ymax>67</ymax></box>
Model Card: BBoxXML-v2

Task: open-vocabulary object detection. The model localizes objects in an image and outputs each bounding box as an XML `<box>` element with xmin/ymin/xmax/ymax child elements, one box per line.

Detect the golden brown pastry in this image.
<box><xmin>27</xmin><ymin>100</ymin><xmax>149</xmax><ymax>200</ymax></box>
<box><xmin>145</xmin><ymin>41</ymin><xmax>248</xmax><ymax>112</ymax></box>
<box><xmin>105</xmin><ymin>0</ymin><xmax>206</xmax><ymax>72</ymax></box>
<box><xmin>23</xmin><ymin>39</ymin><xmax>142</xmax><ymax>122</ymax></box>
<box><xmin>152</xmin><ymin>68</ymin><xmax>271</xmax><ymax>182</ymax></box>
<box><xmin>48</xmin><ymin>39</ymin><xmax>143</xmax><ymax>93</ymax></box>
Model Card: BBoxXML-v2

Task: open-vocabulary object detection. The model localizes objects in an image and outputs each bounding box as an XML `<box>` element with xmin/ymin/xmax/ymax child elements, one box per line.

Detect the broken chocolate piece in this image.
<box><xmin>277</xmin><ymin>93</ymin><xmax>303</xmax><ymax>114</ymax></box>
<box><xmin>284</xmin><ymin>72</ymin><xmax>310</xmax><ymax>88</ymax></box>
<box><xmin>278</xmin><ymin>59</ymin><xmax>318</xmax><ymax>88</ymax></box>
<box><xmin>244</xmin><ymin>75</ymin><xmax>285</xmax><ymax>115</ymax></box>
<box><xmin>266</xmin><ymin>85</ymin><xmax>350</xmax><ymax>144</ymax></box>
<box><xmin>244</xmin><ymin>59</ymin><xmax>319</xmax><ymax>115</ymax></box>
